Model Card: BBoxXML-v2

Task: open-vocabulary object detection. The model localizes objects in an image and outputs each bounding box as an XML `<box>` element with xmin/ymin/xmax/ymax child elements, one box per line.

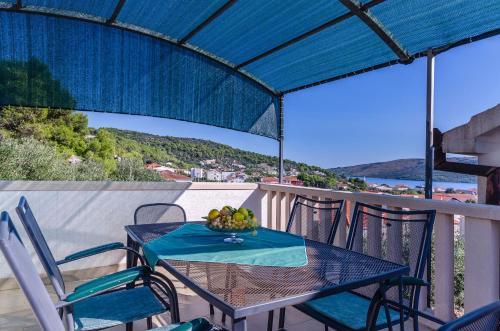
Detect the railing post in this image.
<box><xmin>276</xmin><ymin>192</ymin><xmax>286</xmax><ymax>231</ymax></box>
<box><xmin>266</xmin><ymin>190</ymin><xmax>277</xmax><ymax>229</ymax></box>
<box><xmin>367</xmin><ymin>205</ymin><xmax>382</xmax><ymax>258</ymax></box>
<box><xmin>335</xmin><ymin>200</ymin><xmax>349</xmax><ymax>247</ymax></box>
<box><xmin>464</xmin><ymin>217</ymin><xmax>500</xmax><ymax>312</ymax></box>
<box><xmin>387</xmin><ymin>207</ymin><xmax>403</xmax><ymax>264</ymax></box>
<box><xmin>304</xmin><ymin>196</ymin><xmax>313</xmax><ymax>238</ymax></box>
<box><xmin>253</xmin><ymin>187</ymin><xmax>268</xmax><ymax>228</ymax></box>
<box><xmin>434</xmin><ymin>213</ymin><xmax>455</xmax><ymax>320</ymax></box>
<box><xmin>311</xmin><ymin>196</ymin><xmax>320</xmax><ymax>241</ymax></box>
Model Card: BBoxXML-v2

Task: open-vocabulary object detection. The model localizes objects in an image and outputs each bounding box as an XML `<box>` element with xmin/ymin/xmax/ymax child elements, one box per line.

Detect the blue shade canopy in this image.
<box><xmin>0</xmin><ymin>0</ymin><xmax>499</xmax><ymax>139</ymax></box>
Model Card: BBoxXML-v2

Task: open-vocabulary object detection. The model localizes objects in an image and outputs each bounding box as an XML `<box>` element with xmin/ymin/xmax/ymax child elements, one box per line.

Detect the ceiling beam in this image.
<box><xmin>235</xmin><ymin>0</ymin><xmax>384</xmax><ymax>69</ymax></box>
<box><xmin>106</xmin><ymin>0</ymin><xmax>126</xmax><ymax>25</ymax></box>
<box><xmin>339</xmin><ymin>0</ymin><xmax>411</xmax><ymax>63</ymax></box>
<box><xmin>178</xmin><ymin>0</ymin><xmax>237</xmax><ymax>45</ymax></box>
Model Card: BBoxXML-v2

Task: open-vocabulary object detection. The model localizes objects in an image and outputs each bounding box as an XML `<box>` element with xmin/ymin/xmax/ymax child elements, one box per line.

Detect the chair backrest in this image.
<box><xmin>438</xmin><ymin>300</ymin><xmax>500</xmax><ymax>331</ymax></box>
<box><xmin>134</xmin><ymin>203</ymin><xmax>187</xmax><ymax>225</ymax></box>
<box><xmin>0</xmin><ymin>211</ymin><xmax>66</xmax><ymax>331</ymax></box>
<box><xmin>286</xmin><ymin>195</ymin><xmax>344</xmax><ymax>245</ymax></box>
<box><xmin>16</xmin><ymin>197</ymin><xmax>66</xmax><ymax>297</ymax></box>
<box><xmin>346</xmin><ymin>202</ymin><xmax>435</xmax><ymax>308</ymax></box>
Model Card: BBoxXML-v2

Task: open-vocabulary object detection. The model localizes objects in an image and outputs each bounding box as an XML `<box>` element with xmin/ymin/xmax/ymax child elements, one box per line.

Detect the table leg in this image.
<box><xmin>126</xmin><ymin>234</ymin><xmax>134</xmax><ymax>268</ymax></box>
<box><xmin>232</xmin><ymin>317</ymin><xmax>247</xmax><ymax>331</ymax></box>
<box><xmin>267</xmin><ymin>310</ymin><xmax>274</xmax><ymax>331</ymax></box>
<box><xmin>398</xmin><ymin>276</ymin><xmax>405</xmax><ymax>331</ymax></box>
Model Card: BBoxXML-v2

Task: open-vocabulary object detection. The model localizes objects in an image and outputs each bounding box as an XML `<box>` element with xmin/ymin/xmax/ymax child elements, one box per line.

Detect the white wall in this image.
<box><xmin>0</xmin><ymin>181</ymin><xmax>262</xmax><ymax>279</ymax></box>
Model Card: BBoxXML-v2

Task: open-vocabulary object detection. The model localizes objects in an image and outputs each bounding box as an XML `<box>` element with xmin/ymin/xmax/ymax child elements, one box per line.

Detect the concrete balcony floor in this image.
<box><xmin>0</xmin><ymin>278</ymin><xmax>434</xmax><ymax>331</ymax></box>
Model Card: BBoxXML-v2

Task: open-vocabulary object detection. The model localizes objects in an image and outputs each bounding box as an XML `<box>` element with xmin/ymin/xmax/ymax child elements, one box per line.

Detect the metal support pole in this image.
<box><xmin>424</xmin><ymin>49</ymin><xmax>435</xmax><ymax>310</ymax></box>
<box><xmin>425</xmin><ymin>49</ymin><xmax>435</xmax><ymax>199</ymax></box>
<box><xmin>278</xmin><ymin>95</ymin><xmax>284</xmax><ymax>184</ymax></box>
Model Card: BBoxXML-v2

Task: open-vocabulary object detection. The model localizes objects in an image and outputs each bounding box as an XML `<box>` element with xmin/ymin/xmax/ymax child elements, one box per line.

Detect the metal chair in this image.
<box><xmin>133</xmin><ymin>203</ymin><xmax>221</xmax><ymax>320</ymax></box>
<box><xmin>0</xmin><ymin>211</ymin><xmax>225</xmax><ymax>331</ymax></box>
<box><xmin>134</xmin><ymin>202</ymin><xmax>217</xmax><ymax>319</ymax></box>
<box><xmin>286</xmin><ymin>195</ymin><xmax>344</xmax><ymax>244</ymax></box>
<box><xmin>289</xmin><ymin>202</ymin><xmax>435</xmax><ymax>331</ymax></box>
<box><xmin>438</xmin><ymin>300</ymin><xmax>500</xmax><ymax>331</ymax></box>
<box><xmin>273</xmin><ymin>195</ymin><xmax>344</xmax><ymax>331</ymax></box>
<box><xmin>15</xmin><ymin>197</ymin><xmax>180</xmax><ymax>330</ymax></box>
<box><xmin>134</xmin><ymin>202</ymin><xmax>229</xmax><ymax>323</ymax></box>
<box><xmin>131</xmin><ymin>203</ymin><xmax>187</xmax><ymax>265</ymax></box>
<box><xmin>134</xmin><ymin>203</ymin><xmax>187</xmax><ymax>225</ymax></box>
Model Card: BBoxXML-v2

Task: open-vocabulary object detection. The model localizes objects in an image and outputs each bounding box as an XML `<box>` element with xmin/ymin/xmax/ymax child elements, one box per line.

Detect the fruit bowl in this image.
<box><xmin>203</xmin><ymin>206</ymin><xmax>258</xmax><ymax>244</ymax></box>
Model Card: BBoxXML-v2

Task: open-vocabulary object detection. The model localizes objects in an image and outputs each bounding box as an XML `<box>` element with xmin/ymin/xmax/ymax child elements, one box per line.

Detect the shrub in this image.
<box><xmin>0</xmin><ymin>137</ymin><xmax>106</xmax><ymax>181</ymax></box>
<box><xmin>113</xmin><ymin>157</ymin><xmax>163</xmax><ymax>181</ymax></box>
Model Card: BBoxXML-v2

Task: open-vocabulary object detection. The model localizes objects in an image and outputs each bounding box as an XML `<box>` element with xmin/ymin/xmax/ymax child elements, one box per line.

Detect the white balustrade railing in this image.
<box><xmin>258</xmin><ymin>183</ymin><xmax>500</xmax><ymax>320</ymax></box>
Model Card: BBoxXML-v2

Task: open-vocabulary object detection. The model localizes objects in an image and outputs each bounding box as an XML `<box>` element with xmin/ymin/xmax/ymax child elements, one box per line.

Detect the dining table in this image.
<box><xmin>125</xmin><ymin>221</ymin><xmax>409</xmax><ymax>331</ymax></box>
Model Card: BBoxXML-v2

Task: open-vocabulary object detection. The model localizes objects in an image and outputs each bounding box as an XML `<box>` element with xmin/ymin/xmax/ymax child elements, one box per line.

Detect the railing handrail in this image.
<box><xmin>0</xmin><ymin>181</ymin><xmax>258</xmax><ymax>192</ymax></box>
<box><xmin>259</xmin><ymin>183</ymin><xmax>500</xmax><ymax>221</ymax></box>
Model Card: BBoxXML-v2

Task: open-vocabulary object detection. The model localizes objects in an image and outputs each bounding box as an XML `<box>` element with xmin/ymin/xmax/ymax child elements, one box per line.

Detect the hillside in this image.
<box><xmin>111</xmin><ymin>128</ymin><xmax>279</xmax><ymax>170</ymax></box>
<box><xmin>1</xmin><ymin>106</ymin><xmax>358</xmax><ymax>189</ymax></box>
<box><xmin>110</xmin><ymin>128</ymin><xmax>348</xmax><ymax>188</ymax></box>
<box><xmin>111</xmin><ymin>128</ymin><xmax>305</xmax><ymax>171</ymax></box>
<box><xmin>330</xmin><ymin>158</ymin><xmax>477</xmax><ymax>183</ymax></box>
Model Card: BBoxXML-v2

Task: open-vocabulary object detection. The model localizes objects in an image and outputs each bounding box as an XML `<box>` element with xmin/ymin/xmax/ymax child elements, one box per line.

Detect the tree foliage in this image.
<box><xmin>298</xmin><ymin>172</ymin><xmax>337</xmax><ymax>188</ymax></box>
<box><xmin>348</xmin><ymin>177</ymin><xmax>368</xmax><ymax>191</ymax></box>
<box><xmin>0</xmin><ymin>137</ymin><xmax>106</xmax><ymax>180</ymax></box>
<box><xmin>114</xmin><ymin>157</ymin><xmax>163</xmax><ymax>181</ymax></box>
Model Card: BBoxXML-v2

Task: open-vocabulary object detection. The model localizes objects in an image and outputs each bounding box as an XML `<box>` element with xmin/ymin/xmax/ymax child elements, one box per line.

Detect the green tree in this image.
<box><xmin>348</xmin><ymin>177</ymin><xmax>368</xmax><ymax>191</ymax></box>
<box><xmin>87</xmin><ymin>129</ymin><xmax>117</xmax><ymax>175</ymax></box>
<box><xmin>0</xmin><ymin>137</ymin><xmax>107</xmax><ymax>181</ymax></box>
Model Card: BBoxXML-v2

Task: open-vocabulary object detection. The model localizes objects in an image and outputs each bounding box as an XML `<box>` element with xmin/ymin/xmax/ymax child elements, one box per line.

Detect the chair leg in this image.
<box><xmin>413</xmin><ymin>313</ymin><xmax>419</xmax><ymax>331</ymax></box>
<box><xmin>278</xmin><ymin>307</ymin><xmax>286</xmax><ymax>329</ymax></box>
<box><xmin>222</xmin><ymin>313</ymin><xmax>226</xmax><ymax>323</ymax></box>
<box><xmin>147</xmin><ymin>316</ymin><xmax>153</xmax><ymax>329</ymax></box>
<box><xmin>126</xmin><ymin>322</ymin><xmax>133</xmax><ymax>331</ymax></box>
<box><xmin>324</xmin><ymin>324</ymin><xmax>328</xmax><ymax>331</ymax></box>
<box><xmin>209</xmin><ymin>304</ymin><xmax>215</xmax><ymax>315</ymax></box>
<box><xmin>267</xmin><ymin>310</ymin><xmax>274</xmax><ymax>331</ymax></box>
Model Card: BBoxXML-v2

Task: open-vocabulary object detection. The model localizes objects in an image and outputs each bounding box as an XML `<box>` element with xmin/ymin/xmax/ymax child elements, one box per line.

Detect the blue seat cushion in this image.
<box><xmin>301</xmin><ymin>292</ymin><xmax>401</xmax><ymax>331</ymax></box>
<box><xmin>73</xmin><ymin>286</ymin><xmax>167</xmax><ymax>330</ymax></box>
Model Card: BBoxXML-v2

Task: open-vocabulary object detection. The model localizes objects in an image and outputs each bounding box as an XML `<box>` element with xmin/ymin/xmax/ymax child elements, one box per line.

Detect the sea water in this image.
<box><xmin>360</xmin><ymin>177</ymin><xmax>477</xmax><ymax>190</ymax></box>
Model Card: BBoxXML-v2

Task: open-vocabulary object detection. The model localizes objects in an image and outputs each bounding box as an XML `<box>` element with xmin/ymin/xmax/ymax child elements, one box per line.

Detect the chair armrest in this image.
<box><xmin>57</xmin><ymin>242</ymin><xmax>125</xmax><ymax>264</ymax></box>
<box><xmin>64</xmin><ymin>266</ymin><xmax>148</xmax><ymax>302</ymax></box>
<box><xmin>386</xmin><ymin>276</ymin><xmax>429</xmax><ymax>288</ymax></box>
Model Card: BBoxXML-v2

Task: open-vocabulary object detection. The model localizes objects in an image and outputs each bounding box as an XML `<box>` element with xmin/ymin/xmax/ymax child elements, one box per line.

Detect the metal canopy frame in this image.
<box><xmin>106</xmin><ymin>0</ymin><xmax>125</xmax><ymax>25</ymax></box>
<box><xmin>338</xmin><ymin>0</ymin><xmax>411</xmax><ymax>63</ymax></box>
<box><xmin>235</xmin><ymin>0</ymin><xmax>384</xmax><ymax>69</ymax></box>
<box><xmin>425</xmin><ymin>49</ymin><xmax>435</xmax><ymax>199</ymax></box>
<box><xmin>178</xmin><ymin>0</ymin><xmax>237</xmax><ymax>45</ymax></box>
<box><xmin>11</xmin><ymin>0</ymin><xmax>21</xmax><ymax>9</ymax></box>
<box><xmin>1</xmin><ymin>1</ymin><xmax>497</xmax><ymax>96</ymax></box>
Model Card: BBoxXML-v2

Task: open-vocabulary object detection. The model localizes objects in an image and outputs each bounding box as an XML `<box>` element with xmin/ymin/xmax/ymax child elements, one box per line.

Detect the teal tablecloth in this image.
<box><xmin>143</xmin><ymin>223</ymin><xmax>308</xmax><ymax>268</ymax></box>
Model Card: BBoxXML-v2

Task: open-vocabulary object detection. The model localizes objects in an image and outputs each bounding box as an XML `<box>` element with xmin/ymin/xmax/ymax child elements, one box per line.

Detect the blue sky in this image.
<box><xmin>86</xmin><ymin>35</ymin><xmax>500</xmax><ymax>168</ymax></box>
